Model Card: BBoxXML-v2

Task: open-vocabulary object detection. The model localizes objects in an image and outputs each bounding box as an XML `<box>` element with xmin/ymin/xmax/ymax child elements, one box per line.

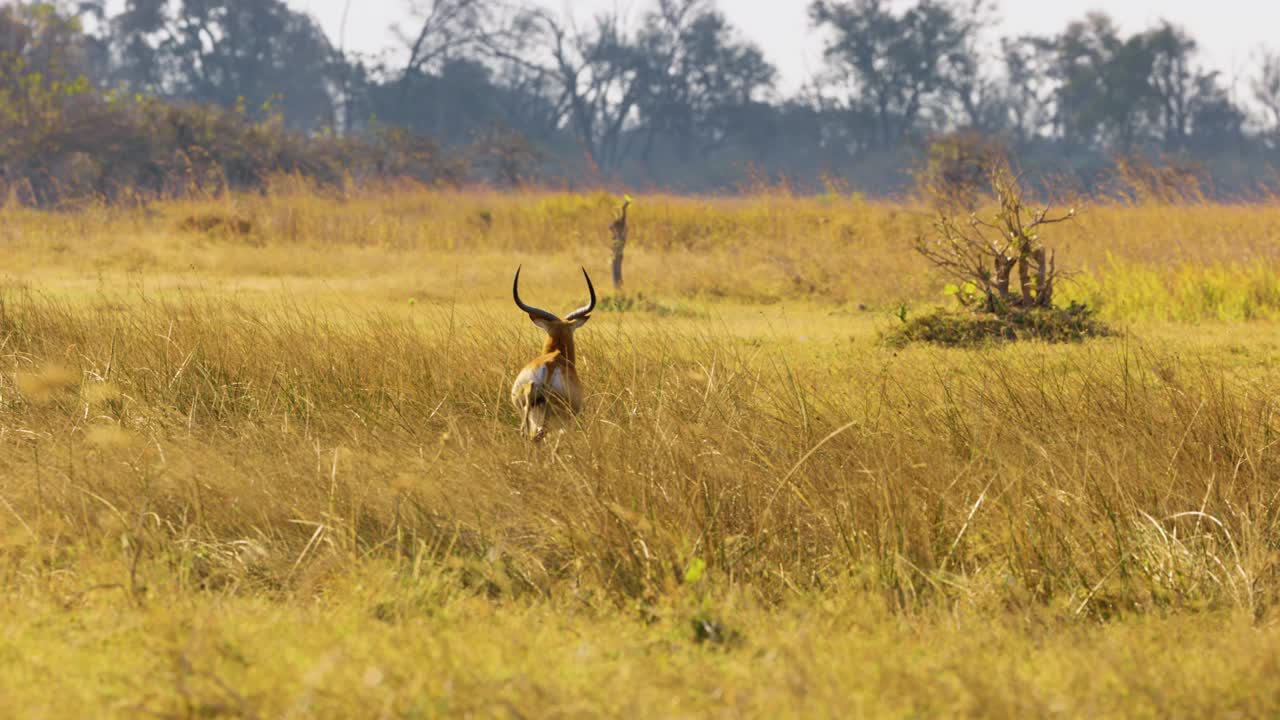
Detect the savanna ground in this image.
<box><xmin>4</xmin><ymin>184</ymin><xmax>1280</xmax><ymax>717</ymax></box>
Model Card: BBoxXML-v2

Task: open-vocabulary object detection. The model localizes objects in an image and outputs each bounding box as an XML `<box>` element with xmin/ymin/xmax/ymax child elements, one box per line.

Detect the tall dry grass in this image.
<box><xmin>2</xmin><ymin>291</ymin><xmax>1277</xmax><ymax>618</ymax></box>
<box><xmin>7</xmin><ymin>184</ymin><xmax>1280</xmax><ymax>318</ymax></box>
<box><xmin>6</xmin><ymin>187</ymin><xmax>1280</xmax><ymax>715</ymax></box>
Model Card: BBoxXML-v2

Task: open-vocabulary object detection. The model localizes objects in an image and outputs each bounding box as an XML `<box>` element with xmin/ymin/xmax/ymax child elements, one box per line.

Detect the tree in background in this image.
<box><xmin>1000</xmin><ymin>35</ymin><xmax>1057</xmax><ymax>142</ymax></box>
<box><xmin>0</xmin><ymin>3</ymin><xmax>101</xmax><ymax>199</ymax></box>
<box><xmin>533</xmin><ymin>8</ymin><xmax>649</xmax><ymax>177</ymax></box>
<box><xmin>808</xmin><ymin>0</ymin><xmax>985</xmax><ymax>150</ymax></box>
<box><xmin>632</xmin><ymin>0</ymin><xmax>776</xmax><ymax>165</ymax></box>
<box><xmin>1045</xmin><ymin>14</ymin><xmax>1155</xmax><ymax>151</ymax></box>
<box><xmin>1252</xmin><ymin>52</ymin><xmax>1280</xmax><ymax>147</ymax></box>
<box><xmin>1</xmin><ymin>0</ymin><xmax>1279</xmax><ymax>198</ymax></box>
<box><xmin>105</xmin><ymin>0</ymin><xmax>340</xmax><ymax>130</ymax></box>
<box><xmin>379</xmin><ymin>0</ymin><xmax>498</xmax><ymax>133</ymax></box>
<box><xmin>1144</xmin><ymin>22</ymin><xmax>1199</xmax><ymax>149</ymax></box>
<box><xmin>1011</xmin><ymin>15</ymin><xmax>1241</xmax><ymax>155</ymax></box>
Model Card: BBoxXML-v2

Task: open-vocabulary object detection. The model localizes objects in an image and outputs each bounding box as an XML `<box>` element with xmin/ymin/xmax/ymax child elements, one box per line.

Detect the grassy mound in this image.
<box><xmin>883</xmin><ymin>303</ymin><xmax>1112</xmax><ymax>347</ymax></box>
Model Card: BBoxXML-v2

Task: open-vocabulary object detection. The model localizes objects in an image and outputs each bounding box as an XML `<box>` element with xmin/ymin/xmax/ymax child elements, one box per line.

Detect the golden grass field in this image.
<box><xmin>5</xmin><ymin>184</ymin><xmax>1280</xmax><ymax>716</ymax></box>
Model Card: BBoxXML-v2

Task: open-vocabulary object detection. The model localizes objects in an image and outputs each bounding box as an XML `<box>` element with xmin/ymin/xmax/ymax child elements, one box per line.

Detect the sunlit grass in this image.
<box><xmin>3</xmin><ymin>187</ymin><xmax>1280</xmax><ymax>716</ymax></box>
<box><xmin>7</xmin><ymin>185</ymin><xmax>1280</xmax><ymax>318</ymax></box>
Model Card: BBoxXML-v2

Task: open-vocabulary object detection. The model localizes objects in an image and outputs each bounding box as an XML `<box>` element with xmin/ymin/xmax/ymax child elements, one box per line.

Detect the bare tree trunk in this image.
<box><xmin>1033</xmin><ymin>247</ymin><xmax>1047</xmax><ymax>307</ymax></box>
<box><xmin>609</xmin><ymin>197</ymin><xmax>631</xmax><ymax>291</ymax></box>
<box><xmin>1018</xmin><ymin>254</ymin><xmax>1032</xmax><ymax>307</ymax></box>
<box><xmin>994</xmin><ymin>254</ymin><xmax>1013</xmax><ymax>300</ymax></box>
<box><xmin>1037</xmin><ymin>249</ymin><xmax>1056</xmax><ymax>308</ymax></box>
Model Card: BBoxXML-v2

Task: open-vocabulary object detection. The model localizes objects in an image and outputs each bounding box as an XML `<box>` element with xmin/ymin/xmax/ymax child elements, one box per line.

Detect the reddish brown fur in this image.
<box><xmin>511</xmin><ymin>265</ymin><xmax>595</xmax><ymax>437</ymax></box>
<box><xmin>520</xmin><ymin>321</ymin><xmax>582</xmax><ymax>411</ymax></box>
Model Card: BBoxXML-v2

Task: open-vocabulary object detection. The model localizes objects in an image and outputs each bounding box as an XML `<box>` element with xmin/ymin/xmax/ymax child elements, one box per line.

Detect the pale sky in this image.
<box><xmin>298</xmin><ymin>0</ymin><xmax>1280</xmax><ymax>95</ymax></box>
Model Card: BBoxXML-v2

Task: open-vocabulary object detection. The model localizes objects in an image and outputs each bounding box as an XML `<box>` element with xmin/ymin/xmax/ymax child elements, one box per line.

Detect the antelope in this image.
<box><xmin>510</xmin><ymin>265</ymin><xmax>596</xmax><ymax>439</ymax></box>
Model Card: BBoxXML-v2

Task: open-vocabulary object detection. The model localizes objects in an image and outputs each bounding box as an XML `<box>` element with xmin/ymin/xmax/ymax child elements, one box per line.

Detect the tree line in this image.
<box><xmin>5</xmin><ymin>0</ymin><xmax>1280</xmax><ymax>201</ymax></box>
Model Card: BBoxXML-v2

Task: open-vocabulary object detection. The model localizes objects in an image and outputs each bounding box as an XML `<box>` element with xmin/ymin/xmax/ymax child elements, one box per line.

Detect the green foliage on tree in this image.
<box><xmin>1</xmin><ymin>0</ymin><xmax>1280</xmax><ymax>200</ymax></box>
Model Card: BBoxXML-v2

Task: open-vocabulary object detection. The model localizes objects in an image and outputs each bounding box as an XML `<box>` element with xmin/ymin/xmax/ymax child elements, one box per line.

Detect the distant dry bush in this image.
<box><xmin>891</xmin><ymin>163</ymin><xmax>1113</xmax><ymax>346</ymax></box>
<box><xmin>1108</xmin><ymin>154</ymin><xmax>1207</xmax><ymax>204</ymax></box>
<box><xmin>0</xmin><ymin>91</ymin><xmax>471</xmax><ymax>205</ymax></box>
<box><xmin>0</xmin><ymin>6</ymin><xmax>470</xmax><ymax>207</ymax></box>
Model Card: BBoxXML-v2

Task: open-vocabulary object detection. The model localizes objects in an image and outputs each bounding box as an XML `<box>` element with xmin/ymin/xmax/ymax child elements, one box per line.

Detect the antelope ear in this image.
<box><xmin>568</xmin><ymin>315</ymin><xmax>590</xmax><ymax>330</ymax></box>
<box><xmin>530</xmin><ymin>315</ymin><xmax>558</xmax><ymax>332</ymax></box>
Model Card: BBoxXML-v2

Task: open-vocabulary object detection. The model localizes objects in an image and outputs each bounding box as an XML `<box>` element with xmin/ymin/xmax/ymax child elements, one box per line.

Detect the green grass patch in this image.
<box><xmin>882</xmin><ymin>303</ymin><xmax>1113</xmax><ymax>347</ymax></box>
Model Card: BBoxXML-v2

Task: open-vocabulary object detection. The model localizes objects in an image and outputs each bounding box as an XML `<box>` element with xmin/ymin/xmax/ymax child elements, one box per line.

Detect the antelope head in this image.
<box><xmin>510</xmin><ymin>265</ymin><xmax>596</xmax><ymax>439</ymax></box>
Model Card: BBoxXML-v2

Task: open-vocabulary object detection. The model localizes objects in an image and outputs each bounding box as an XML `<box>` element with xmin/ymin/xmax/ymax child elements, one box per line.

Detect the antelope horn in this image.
<box><xmin>513</xmin><ymin>265</ymin><xmax>561</xmax><ymax>323</ymax></box>
<box><xmin>564</xmin><ymin>267</ymin><xmax>597</xmax><ymax>321</ymax></box>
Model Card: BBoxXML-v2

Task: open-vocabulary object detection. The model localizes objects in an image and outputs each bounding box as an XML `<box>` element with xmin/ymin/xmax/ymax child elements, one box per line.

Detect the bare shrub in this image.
<box><xmin>895</xmin><ymin>163</ymin><xmax>1111</xmax><ymax>345</ymax></box>
<box><xmin>1109</xmin><ymin>154</ymin><xmax>1206</xmax><ymax>204</ymax></box>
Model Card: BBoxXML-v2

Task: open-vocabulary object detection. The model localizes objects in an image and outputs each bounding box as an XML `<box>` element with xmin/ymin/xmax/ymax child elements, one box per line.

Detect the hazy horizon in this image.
<box><xmin>298</xmin><ymin>0</ymin><xmax>1280</xmax><ymax>95</ymax></box>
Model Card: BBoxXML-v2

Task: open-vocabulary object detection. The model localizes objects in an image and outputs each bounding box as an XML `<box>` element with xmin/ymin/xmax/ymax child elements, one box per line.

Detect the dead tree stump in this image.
<box><xmin>609</xmin><ymin>196</ymin><xmax>631</xmax><ymax>291</ymax></box>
